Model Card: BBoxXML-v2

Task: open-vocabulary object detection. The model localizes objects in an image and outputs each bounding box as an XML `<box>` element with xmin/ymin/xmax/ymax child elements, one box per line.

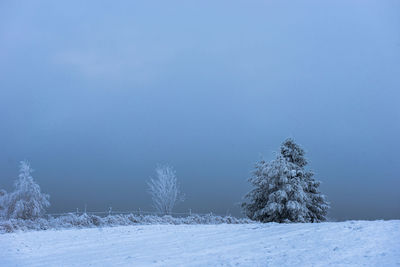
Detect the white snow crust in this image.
<box><xmin>1</xmin><ymin>220</ymin><xmax>399</xmax><ymax>266</ymax></box>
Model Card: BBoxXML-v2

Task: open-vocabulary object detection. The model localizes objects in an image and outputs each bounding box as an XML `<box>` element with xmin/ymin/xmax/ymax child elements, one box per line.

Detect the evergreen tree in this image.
<box><xmin>242</xmin><ymin>156</ymin><xmax>308</xmax><ymax>222</ymax></box>
<box><xmin>5</xmin><ymin>161</ymin><xmax>50</xmax><ymax>219</ymax></box>
<box><xmin>242</xmin><ymin>139</ymin><xmax>329</xmax><ymax>223</ymax></box>
<box><xmin>280</xmin><ymin>139</ymin><xmax>329</xmax><ymax>222</ymax></box>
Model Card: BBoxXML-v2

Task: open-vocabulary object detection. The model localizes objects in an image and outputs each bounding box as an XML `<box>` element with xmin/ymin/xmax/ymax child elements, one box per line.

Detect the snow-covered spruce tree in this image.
<box><xmin>242</xmin><ymin>156</ymin><xmax>309</xmax><ymax>222</ymax></box>
<box><xmin>5</xmin><ymin>161</ymin><xmax>50</xmax><ymax>220</ymax></box>
<box><xmin>280</xmin><ymin>139</ymin><xmax>329</xmax><ymax>222</ymax></box>
<box><xmin>242</xmin><ymin>139</ymin><xmax>329</xmax><ymax>223</ymax></box>
<box><xmin>148</xmin><ymin>165</ymin><xmax>184</xmax><ymax>215</ymax></box>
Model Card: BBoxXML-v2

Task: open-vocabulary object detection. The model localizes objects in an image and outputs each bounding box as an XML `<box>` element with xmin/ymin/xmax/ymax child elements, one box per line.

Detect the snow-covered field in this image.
<box><xmin>1</xmin><ymin>220</ymin><xmax>399</xmax><ymax>267</ymax></box>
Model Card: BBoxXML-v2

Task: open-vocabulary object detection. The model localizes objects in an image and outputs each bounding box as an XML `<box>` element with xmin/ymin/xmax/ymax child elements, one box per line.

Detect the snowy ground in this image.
<box><xmin>1</xmin><ymin>220</ymin><xmax>399</xmax><ymax>267</ymax></box>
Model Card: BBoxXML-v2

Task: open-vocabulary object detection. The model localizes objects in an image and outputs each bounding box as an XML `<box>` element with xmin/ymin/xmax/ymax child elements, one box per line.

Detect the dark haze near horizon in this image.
<box><xmin>0</xmin><ymin>1</ymin><xmax>399</xmax><ymax>220</ymax></box>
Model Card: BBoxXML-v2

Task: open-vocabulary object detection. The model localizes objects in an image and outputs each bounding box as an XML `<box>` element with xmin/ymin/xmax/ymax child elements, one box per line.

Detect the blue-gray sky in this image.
<box><xmin>1</xmin><ymin>1</ymin><xmax>399</xmax><ymax>220</ymax></box>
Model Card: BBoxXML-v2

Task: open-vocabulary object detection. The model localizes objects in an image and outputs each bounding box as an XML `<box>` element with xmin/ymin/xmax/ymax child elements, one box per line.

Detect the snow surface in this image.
<box><xmin>1</xmin><ymin>220</ymin><xmax>399</xmax><ymax>266</ymax></box>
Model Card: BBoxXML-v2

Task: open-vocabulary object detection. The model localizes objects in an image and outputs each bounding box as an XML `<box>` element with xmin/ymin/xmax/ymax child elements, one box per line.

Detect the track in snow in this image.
<box><xmin>1</xmin><ymin>220</ymin><xmax>399</xmax><ymax>266</ymax></box>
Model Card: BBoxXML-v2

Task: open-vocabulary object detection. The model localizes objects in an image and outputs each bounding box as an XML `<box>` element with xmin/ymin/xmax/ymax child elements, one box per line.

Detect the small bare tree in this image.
<box><xmin>148</xmin><ymin>165</ymin><xmax>183</xmax><ymax>215</ymax></box>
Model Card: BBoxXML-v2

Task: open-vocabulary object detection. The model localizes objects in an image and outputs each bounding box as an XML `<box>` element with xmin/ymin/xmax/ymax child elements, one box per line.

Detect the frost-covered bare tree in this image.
<box><xmin>242</xmin><ymin>139</ymin><xmax>329</xmax><ymax>223</ymax></box>
<box><xmin>5</xmin><ymin>161</ymin><xmax>50</xmax><ymax>219</ymax></box>
<box><xmin>148</xmin><ymin>165</ymin><xmax>183</xmax><ymax>215</ymax></box>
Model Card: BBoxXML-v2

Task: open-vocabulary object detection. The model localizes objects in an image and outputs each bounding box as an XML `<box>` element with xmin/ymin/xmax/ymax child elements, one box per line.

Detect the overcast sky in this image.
<box><xmin>0</xmin><ymin>0</ymin><xmax>399</xmax><ymax>220</ymax></box>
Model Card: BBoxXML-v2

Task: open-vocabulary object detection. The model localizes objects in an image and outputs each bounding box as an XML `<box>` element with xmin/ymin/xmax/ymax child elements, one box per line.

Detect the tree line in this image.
<box><xmin>0</xmin><ymin>138</ymin><xmax>329</xmax><ymax>223</ymax></box>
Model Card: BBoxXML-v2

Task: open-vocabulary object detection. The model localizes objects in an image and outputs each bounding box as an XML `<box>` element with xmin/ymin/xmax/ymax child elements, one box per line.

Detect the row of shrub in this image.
<box><xmin>0</xmin><ymin>213</ymin><xmax>253</xmax><ymax>233</ymax></box>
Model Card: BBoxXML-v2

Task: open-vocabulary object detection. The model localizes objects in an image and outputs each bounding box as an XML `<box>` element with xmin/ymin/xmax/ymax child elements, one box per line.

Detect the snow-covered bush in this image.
<box><xmin>5</xmin><ymin>161</ymin><xmax>50</xmax><ymax>220</ymax></box>
<box><xmin>0</xmin><ymin>189</ymin><xmax>7</xmax><ymax>218</ymax></box>
<box><xmin>148</xmin><ymin>165</ymin><xmax>184</xmax><ymax>215</ymax></box>
<box><xmin>0</xmin><ymin>213</ymin><xmax>253</xmax><ymax>233</ymax></box>
<box><xmin>242</xmin><ymin>138</ymin><xmax>329</xmax><ymax>223</ymax></box>
<box><xmin>0</xmin><ymin>220</ymin><xmax>14</xmax><ymax>233</ymax></box>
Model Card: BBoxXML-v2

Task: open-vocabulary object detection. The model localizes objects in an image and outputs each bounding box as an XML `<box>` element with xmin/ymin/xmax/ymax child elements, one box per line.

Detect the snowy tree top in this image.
<box><xmin>280</xmin><ymin>138</ymin><xmax>308</xmax><ymax>167</ymax></box>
